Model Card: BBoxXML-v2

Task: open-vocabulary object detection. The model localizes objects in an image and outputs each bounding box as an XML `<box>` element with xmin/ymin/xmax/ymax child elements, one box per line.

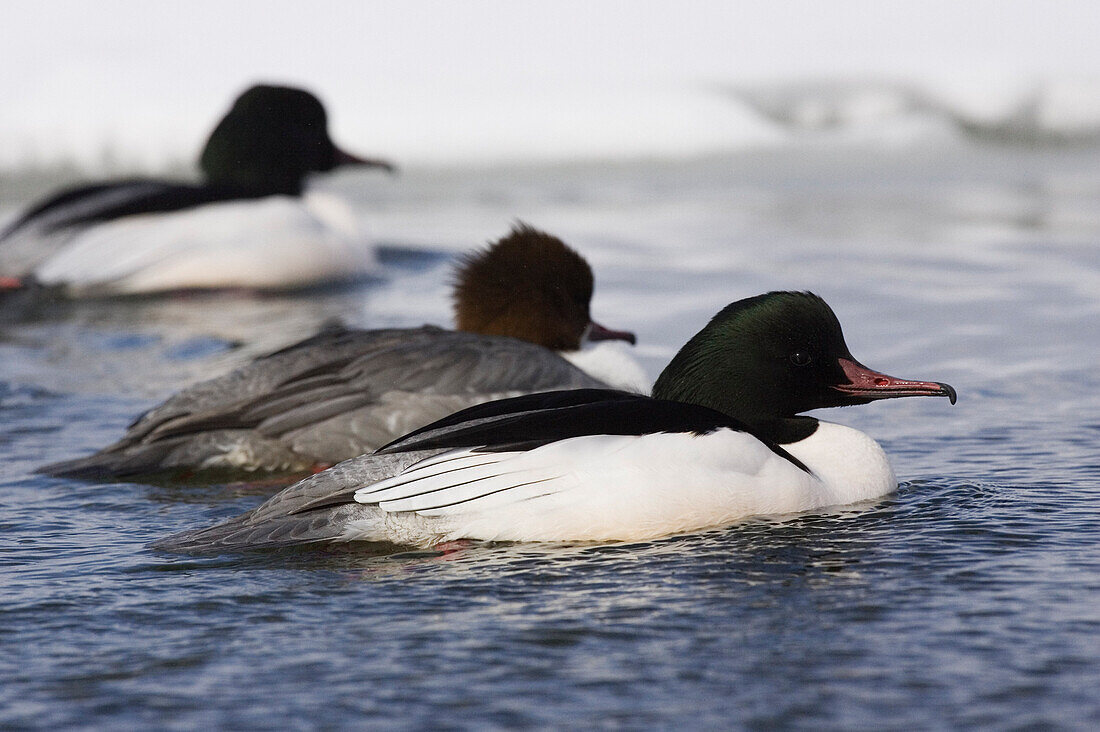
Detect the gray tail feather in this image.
<box><xmin>150</xmin><ymin>503</ymin><xmax>370</xmax><ymax>554</ymax></box>
<box><xmin>38</xmin><ymin>443</ymin><xmax>177</xmax><ymax>480</ymax></box>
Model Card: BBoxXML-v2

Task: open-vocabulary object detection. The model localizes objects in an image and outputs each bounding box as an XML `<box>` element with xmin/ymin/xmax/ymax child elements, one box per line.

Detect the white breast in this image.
<box><xmin>781</xmin><ymin>421</ymin><xmax>897</xmax><ymax>507</ymax></box>
<box><xmin>34</xmin><ymin>192</ymin><xmax>375</xmax><ymax>295</ymax></box>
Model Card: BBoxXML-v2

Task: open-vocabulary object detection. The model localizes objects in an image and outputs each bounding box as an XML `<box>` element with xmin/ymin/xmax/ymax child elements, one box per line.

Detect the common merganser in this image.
<box><xmin>152</xmin><ymin>290</ymin><xmax>956</xmax><ymax>553</ymax></box>
<box><xmin>42</xmin><ymin>224</ymin><xmax>643</xmax><ymax>480</ymax></box>
<box><xmin>0</xmin><ymin>84</ymin><xmax>394</xmax><ymax>296</ymax></box>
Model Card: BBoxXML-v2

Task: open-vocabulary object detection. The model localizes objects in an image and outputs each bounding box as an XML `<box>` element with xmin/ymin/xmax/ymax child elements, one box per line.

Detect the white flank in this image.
<box><xmin>344</xmin><ymin>421</ymin><xmax>897</xmax><ymax>546</ymax></box>
<box><xmin>34</xmin><ymin>192</ymin><xmax>375</xmax><ymax>295</ymax></box>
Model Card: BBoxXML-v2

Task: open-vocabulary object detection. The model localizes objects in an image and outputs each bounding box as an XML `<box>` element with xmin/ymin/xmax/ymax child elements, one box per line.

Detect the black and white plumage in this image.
<box><xmin>0</xmin><ymin>84</ymin><xmax>395</xmax><ymax>296</ymax></box>
<box><xmin>154</xmin><ymin>291</ymin><xmax>956</xmax><ymax>553</ymax></box>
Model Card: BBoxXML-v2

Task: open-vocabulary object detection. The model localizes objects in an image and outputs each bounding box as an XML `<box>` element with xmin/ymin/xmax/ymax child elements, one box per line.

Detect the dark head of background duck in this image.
<box><xmin>199</xmin><ymin>84</ymin><xmax>393</xmax><ymax>196</ymax></box>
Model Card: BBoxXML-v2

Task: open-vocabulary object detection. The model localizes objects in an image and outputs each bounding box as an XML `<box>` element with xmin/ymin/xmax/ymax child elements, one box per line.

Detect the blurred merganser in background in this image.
<box><xmin>152</xmin><ymin>290</ymin><xmax>956</xmax><ymax>553</ymax></box>
<box><xmin>0</xmin><ymin>84</ymin><xmax>395</xmax><ymax>296</ymax></box>
<box><xmin>42</xmin><ymin>224</ymin><xmax>645</xmax><ymax>480</ymax></box>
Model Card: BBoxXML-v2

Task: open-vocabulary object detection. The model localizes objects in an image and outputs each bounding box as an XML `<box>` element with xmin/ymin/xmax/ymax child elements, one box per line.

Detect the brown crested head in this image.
<box><xmin>453</xmin><ymin>223</ymin><xmax>597</xmax><ymax>351</ymax></box>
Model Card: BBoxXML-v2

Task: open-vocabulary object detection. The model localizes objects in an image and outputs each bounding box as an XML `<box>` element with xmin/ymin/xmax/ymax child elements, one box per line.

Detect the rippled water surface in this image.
<box><xmin>3</xmin><ymin>144</ymin><xmax>1100</xmax><ymax>728</ymax></box>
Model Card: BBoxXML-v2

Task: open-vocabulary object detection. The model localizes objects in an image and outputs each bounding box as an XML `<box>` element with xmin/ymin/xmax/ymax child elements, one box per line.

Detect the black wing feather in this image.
<box><xmin>1</xmin><ymin>178</ymin><xmax>270</xmax><ymax>239</ymax></box>
<box><xmin>382</xmin><ymin>389</ymin><xmax>739</xmax><ymax>449</ymax></box>
<box><xmin>380</xmin><ymin>389</ymin><xmax>812</xmax><ymax>472</ymax></box>
<box><xmin>381</xmin><ymin>388</ymin><xmax>639</xmax><ymax>445</ymax></box>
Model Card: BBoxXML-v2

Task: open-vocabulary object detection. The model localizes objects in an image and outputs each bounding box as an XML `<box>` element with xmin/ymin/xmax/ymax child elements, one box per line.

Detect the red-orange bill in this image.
<box><xmin>833</xmin><ymin>357</ymin><xmax>956</xmax><ymax>404</ymax></box>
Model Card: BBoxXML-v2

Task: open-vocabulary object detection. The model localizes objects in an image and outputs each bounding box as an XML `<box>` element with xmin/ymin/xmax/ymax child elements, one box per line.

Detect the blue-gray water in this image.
<box><xmin>3</xmin><ymin>141</ymin><xmax>1100</xmax><ymax>728</ymax></box>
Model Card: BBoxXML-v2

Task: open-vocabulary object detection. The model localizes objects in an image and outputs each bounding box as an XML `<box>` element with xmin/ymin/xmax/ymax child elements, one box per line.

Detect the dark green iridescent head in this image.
<box><xmin>652</xmin><ymin>291</ymin><xmax>955</xmax><ymax>425</ymax></box>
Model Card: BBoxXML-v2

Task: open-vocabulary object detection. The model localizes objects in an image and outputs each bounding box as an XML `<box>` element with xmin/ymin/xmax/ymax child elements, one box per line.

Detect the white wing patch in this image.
<box><xmin>354</xmin><ymin>447</ymin><xmax>572</xmax><ymax>517</ymax></box>
<box><xmin>350</xmin><ymin>429</ymin><xmax>797</xmax><ymax>538</ymax></box>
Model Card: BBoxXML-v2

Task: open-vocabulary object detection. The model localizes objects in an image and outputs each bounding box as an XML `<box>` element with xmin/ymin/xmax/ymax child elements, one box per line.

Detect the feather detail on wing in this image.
<box><xmin>123</xmin><ymin>327</ymin><xmax>602</xmax><ymax>443</ymax></box>
<box><xmin>41</xmin><ymin>327</ymin><xmax>606</xmax><ymax>478</ymax></box>
<box><xmin>356</xmin><ymin>447</ymin><xmax>573</xmax><ymax>516</ymax></box>
<box><xmin>150</xmin><ymin>449</ymin><xmax>440</xmax><ymax>552</ymax></box>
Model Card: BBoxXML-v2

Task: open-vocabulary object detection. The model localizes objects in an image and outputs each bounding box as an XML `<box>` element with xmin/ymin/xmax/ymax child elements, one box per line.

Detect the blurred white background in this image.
<box><xmin>4</xmin><ymin>0</ymin><xmax>1100</xmax><ymax>169</ymax></box>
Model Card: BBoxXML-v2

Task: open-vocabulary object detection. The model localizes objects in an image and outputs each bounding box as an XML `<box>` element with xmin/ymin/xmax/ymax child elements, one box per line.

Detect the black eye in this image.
<box><xmin>789</xmin><ymin>351</ymin><xmax>813</xmax><ymax>366</ymax></box>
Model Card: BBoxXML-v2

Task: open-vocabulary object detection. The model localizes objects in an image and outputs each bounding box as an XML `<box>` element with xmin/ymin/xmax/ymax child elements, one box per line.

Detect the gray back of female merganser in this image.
<box><xmin>41</xmin><ymin>225</ymin><xmax>638</xmax><ymax>480</ymax></box>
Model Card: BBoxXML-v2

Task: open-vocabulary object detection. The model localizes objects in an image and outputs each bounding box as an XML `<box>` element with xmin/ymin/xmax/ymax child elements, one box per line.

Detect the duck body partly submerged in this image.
<box><xmin>42</xmin><ymin>225</ymin><xmax>642</xmax><ymax>480</ymax></box>
<box><xmin>154</xmin><ymin>291</ymin><xmax>955</xmax><ymax>553</ymax></box>
<box><xmin>0</xmin><ymin>85</ymin><xmax>393</xmax><ymax>296</ymax></box>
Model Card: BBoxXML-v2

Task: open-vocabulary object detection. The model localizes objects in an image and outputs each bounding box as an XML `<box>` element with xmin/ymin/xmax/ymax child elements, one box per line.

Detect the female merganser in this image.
<box><xmin>153</xmin><ymin>290</ymin><xmax>956</xmax><ymax>553</ymax></box>
<box><xmin>0</xmin><ymin>84</ymin><xmax>395</xmax><ymax>296</ymax></box>
<box><xmin>42</xmin><ymin>224</ymin><xmax>642</xmax><ymax>480</ymax></box>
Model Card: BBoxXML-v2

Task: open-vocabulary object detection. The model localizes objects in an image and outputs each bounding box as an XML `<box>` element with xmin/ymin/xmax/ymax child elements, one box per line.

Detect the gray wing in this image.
<box><xmin>42</xmin><ymin>326</ymin><xmax>607</xmax><ymax>478</ymax></box>
<box><xmin>150</xmin><ymin>449</ymin><xmax>440</xmax><ymax>552</ymax></box>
